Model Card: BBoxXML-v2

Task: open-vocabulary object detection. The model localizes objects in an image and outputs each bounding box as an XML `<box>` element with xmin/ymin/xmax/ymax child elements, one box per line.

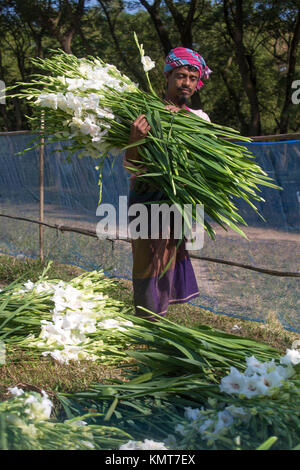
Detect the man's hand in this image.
<box><xmin>129</xmin><ymin>114</ymin><xmax>151</xmax><ymax>144</ymax></box>
<box><xmin>165</xmin><ymin>104</ymin><xmax>182</xmax><ymax>113</ymax></box>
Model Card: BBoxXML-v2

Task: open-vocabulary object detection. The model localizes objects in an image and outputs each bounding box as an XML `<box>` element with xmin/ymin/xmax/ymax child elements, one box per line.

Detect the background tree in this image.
<box><xmin>0</xmin><ymin>0</ymin><xmax>299</xmax><ymax>134</ymax></box>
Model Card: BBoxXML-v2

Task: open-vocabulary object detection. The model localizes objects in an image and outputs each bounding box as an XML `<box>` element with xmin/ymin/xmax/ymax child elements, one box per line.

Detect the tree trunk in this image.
<box><xmin>234</xmin><ymin>44</ymin><xmax>261</xmax><ymax>135</ymax></box>
<box><xmin>223</xmin><ymin>0</ymin><xmax>261</xmax><ymax>135</ymax></box>
<box><xmin>139</xmin><ymin>0</ymin><xmax>173</xmax><ymax>55</ymax></box>
<box><xmin>98</xmin><ymin>0</ymin><xmax>148</xmax><ymax>89</ymax></box>
<box><xmin>279</xmin><ymin>9</ymin><xmax>300</xmax><ymax>134</ymax></box>
<box><xmin>59</xmin><ymin>28</ymin><xmax>76</xmax><ymax>54</ymax></box>
<box><xmin>0</xmin><ymin>104</ymin><xmax>9</xmax><ymax>131</ymax></box>
<box><xmin>221</xmin><ymin>71</ymin><xmax>248</xmax><ymax>135</ymax></box>
<box><xmin>164</xmin><ymin>0</ymin><xmax>198</xmax><ymax>48</ymax></box>
<box><xmin>13</xmin><ymin>97</ymin><xmax>23</xmax><ymax>130</ymax></box>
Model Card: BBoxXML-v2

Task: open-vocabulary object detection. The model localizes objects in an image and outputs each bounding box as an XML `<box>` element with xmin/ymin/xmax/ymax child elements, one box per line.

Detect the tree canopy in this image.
<box><xmin>0</xmin><ymin>0</ymin><xmax>299</xmax><ymax>135</ymax></box>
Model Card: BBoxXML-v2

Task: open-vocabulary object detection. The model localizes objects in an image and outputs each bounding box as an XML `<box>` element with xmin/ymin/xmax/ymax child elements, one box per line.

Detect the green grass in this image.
<box><xmin>0</xmin><ymin>253</ymin><xmax>299</xmax><ymax>414</ymax></box>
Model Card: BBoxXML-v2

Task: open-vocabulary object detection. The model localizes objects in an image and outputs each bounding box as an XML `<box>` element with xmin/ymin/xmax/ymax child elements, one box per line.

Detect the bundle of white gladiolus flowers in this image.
<box><xmin>32</xmin><ymin>57</ymin><xmax>138</xmax><ymax>158</ymax></box>
<box><xmin>1</xmin><ymin>386</ymin><xmax>132</xmax><ymax>450</ymax></box>
<box><xmin>1</xmin><ymin>266</ymin><xmax>133</xmax><ymax>365</ymax></box>
<box><xmin>6</xmin><ymin>34</ymin><xmax>280</xmax><ymax>240</ymax></box>
<box><xmin>7</xmin><ymin>46</ymin><xmax>142</xmax><ymax>162</ymax></box>
<box><xmin>220</xmin><ymin>352</ymin><xmax>299</xmax><ymax>398</ymax></box>
<box><xmin>15</xmin><ymin>278</ymin><xmax>133</xmax><ymax>364</ymax></box>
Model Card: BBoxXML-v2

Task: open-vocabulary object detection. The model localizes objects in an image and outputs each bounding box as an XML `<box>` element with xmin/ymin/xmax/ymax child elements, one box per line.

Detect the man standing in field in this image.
<box><xmin>124</xmin><ymin>47</ymin><xmax>212</xmax><ymax>321</ymax></box>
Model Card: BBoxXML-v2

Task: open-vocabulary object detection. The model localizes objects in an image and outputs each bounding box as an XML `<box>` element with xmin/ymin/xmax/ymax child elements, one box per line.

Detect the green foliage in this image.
<box><xmin>0</xmin><ymin>1</ymin><xmax>299</xmax><ymax>134</ymax></box>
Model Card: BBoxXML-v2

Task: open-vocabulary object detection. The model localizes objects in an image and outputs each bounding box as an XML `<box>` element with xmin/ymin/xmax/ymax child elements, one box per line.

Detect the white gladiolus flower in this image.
<box><xmin>120</xmin><ymin>439</ymin><xmax>167</xmax><ymax>450</ymax></box>
<box><xmin>6</xmin><ymin>414</ymin><xmax>24</xmax><ymax>426</ymax></box>
<box><xmin>141</xmin><ymin>439</ymin><xmax>168</xmax><ymax>450</ymax></box>
<box><xmin>8</xmin><ymin>386</ymin><xmax>25</xmax><ymax>397</ymax></box>
<box><xmin>276</xmin><ymin>364</ymin><xmax>295</xmax><ymax>379</ymax></box>
<box><xmin>220</xmin><ymin>367</ymin><xmax>246</xmax><ymax>395</ymax></box>
<box><xmin>81</xmin><ymin>118</ymin><xmax>101</xmax><ymax>136</ymax></box>
<box><xmin>175</xmin><ymin>423</ymin><xmax>189</xmax><ymax>436</ymax></box>
<box><xmin>56</xmin><ymin>75</ymin><xmax>66</xmax><ymax>85</ymax></box>
<box><xmin>36</xmin><ymin>93</ymin><xmax>58</xmax><ymax>110</ymax></box>
<box><xmin>96</xmin><ymin>108</ymin><xmax>114</xmax><ymax>120</ymax></box>
<box><xmin>141</xmin><ymin>55</ymin><xmax>155</xmax><ymax>72</ymax></box>
<box><xmin>66</xmin><ymin>78</ymin><xmax>85</xmax><ymax>91</ymax></box>
<box><xmin>98</xmin><ymin>318</ymin><xmax>133</xmax><ymax>332</ymax></box>
<box><xmin>173</xmin><ymin>404</ymin><xmax>253</xmax><ymax>445</ymax></box>
<box><xmin>24</xmin><ymin>280</ymin><xmax>35</xmax><ymax>291</ymax></box>
<box><xmin>280</xmin><ymin>348</ymin><xmax>300</xmax><ymax>366</ymax></box>
<box><xmin>198</xmin><ymin>418</ymin><xmax>214</xmax><ymax>434</ymax></box>
<box><xmin>245</xmin><ymin>356</ymin><xmax>268</xmax><ymax>375</ymax></box>
<box><xmin>213</xmin><ymin>410</ymin><xmax>234</xmax><ymax>435</ymax></box>
<box><xmin>80</xmin><ymin>441</ymin><xmax>95</xmax><ymax>449</ymax></box>
<box><xmin>98</xmin><ymin>318</ymin><xmax>119</xmax><ymax>329</ymax></box>
<box><xmin>24</xmin><ymin>391</ymin><xmax>53</xmax><ymax>421</ymax></box>
<box><xmin>69</xmin><ymin>420</ymin><xmax>87</xmax><ymax>426</ymax></box>
<box><xmin>242</xmin><ymin>374</ymin><xmax>266</xmax><ymax>398</ymax></box>
<box><xmin>20</xmin><ymin>423</ymin><xmax>38</xmax><ymax>438</ymax></box>
<box><xmin>119</xmin><ymin>440</ymin><xmax>140</xmax><ymax>450</ymax></box>
<box><xmin>42</xmin><ymin>346</ymin><xmax>97</xmax><ymax>364</ymax></box>
<box><xmin>78</xmin><ymin>63</ymin><xmax>92</xmax><ymax>76</ymax></box>
<box><xmin>19</xmin><ymin>54</ymin><xmax>141</xmax><ymax>163</ymax></box>
<box><xmin>56</xmin><ymin>92</ymin><xmax>69</xmax><ymax>113</ymax></box>
<box><xmin>31</xmin><ymin>58</ymin><xmax>137</xmax><ymax>154</ymax></box>
<box><xmin>184</xmin><ymin>407</ymin><xmax>203</xmax><ymax>422</ymax></box>
<box><xmin>262</xmin><ymin>370</ymin><xmax>284</xmax><ymax>390</ymax></box>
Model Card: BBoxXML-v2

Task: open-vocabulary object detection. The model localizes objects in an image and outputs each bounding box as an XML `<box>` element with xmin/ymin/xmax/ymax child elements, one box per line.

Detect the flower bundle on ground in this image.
<box><xmin>58</xmin><ymin>314</ymin><xmax>300</xmax><ymax>450</ymax></box>
<box><xmin>6</xmin><ymin>39</ymin><xmax>281</xmax><ymax>240</ymax></box>
<box><xmin>0</xmin><ymin>263</ymin><xmax>133</xmax><ymax>364</ymax></box>
<box><xmin>0</xmin><ymin>386</ymin><xmax>132</xmax><ymax>450</ymax></box>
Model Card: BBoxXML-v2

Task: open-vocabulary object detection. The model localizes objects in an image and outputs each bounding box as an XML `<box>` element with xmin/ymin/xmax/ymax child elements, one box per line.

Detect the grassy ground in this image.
<box><xmin>0</xmin><ymin>253</ymin><xmax>299</xmax><ymax>408</ymax></box>
<box><xmin>2</xmin><ymin>215</ymin><xmax>299</xmax><ymax>330</ymax></box>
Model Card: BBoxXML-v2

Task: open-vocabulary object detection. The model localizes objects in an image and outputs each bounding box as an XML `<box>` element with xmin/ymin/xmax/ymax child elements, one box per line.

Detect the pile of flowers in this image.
<box><xmin>0</xmin><ymin>386</ymin><xmax>132</xmax><ymax>450</ymax></box>
<box><xmin>164</xmin><ymin>349</ymin><xmax>300</xmax><ymax>449</ymax></box>
<box><xmin>15</xmin><ymin>277</ymin><xmax>133</xmax><ymax>363</ymax></box>
<box><xmin>0</xmin><ymin>266</ymin><xmax>133</xmax><ymax>364</ymax></box>
<box><xmin>64</xmin><ymin>310</ymin><xmax>300</xmax><ymax>450</ymax></box>
<box><xmin>220</xmin><ymin>352</ymin><xmax>298</xmax><ymax>398</ymax></box>
<box><xmin>32</xmin><ymin>57</ymin><xmax>138</xmax><ymax>158</ymax></box>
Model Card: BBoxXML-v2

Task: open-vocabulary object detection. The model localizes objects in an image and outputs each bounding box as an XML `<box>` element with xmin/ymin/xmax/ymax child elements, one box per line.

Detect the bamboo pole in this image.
<box><xmin>39</xmin><ymin>113</ymin><xmax>45</xmax><ymax>262</ymax></box>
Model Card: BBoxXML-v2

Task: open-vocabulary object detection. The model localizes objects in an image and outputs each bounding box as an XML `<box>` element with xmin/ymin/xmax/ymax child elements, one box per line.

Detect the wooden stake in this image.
<box><xmin>39</xmin><ymin>113</ymin><xmax>45</xmax><ymax>262</ymax></box>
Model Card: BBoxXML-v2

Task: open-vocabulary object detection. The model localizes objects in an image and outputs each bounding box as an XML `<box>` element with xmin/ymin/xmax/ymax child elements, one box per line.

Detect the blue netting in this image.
<box><xmin>0</xmin><ymin>134</ymin><xmax>299</xmax><ymax>331</ymax></box>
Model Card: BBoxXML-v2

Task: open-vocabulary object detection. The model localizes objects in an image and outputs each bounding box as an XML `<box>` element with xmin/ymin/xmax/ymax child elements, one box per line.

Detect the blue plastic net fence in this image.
<box><xmin>0</xmin><ymin>134</ymin><xmax>299</xmax><ymax>331</ymax></box>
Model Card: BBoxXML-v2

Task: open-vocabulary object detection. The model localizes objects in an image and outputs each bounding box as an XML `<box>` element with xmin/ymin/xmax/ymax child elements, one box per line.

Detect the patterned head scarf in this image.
<box><xmin>164</xmin><ymin>47</ymin><xmax>212</xmax><ymax>90</ymax></box>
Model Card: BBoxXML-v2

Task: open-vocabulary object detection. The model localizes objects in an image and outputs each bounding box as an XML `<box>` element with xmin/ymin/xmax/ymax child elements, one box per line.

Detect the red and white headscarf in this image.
<box><xmin>164</xmin><ymin>47</ymin><xmax>212</xmax><ymax>89</ymax></box>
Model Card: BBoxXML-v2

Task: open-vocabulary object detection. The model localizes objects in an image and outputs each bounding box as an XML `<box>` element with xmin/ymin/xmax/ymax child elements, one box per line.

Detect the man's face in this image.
<box><xmin>166</xmin><ymin>66</ymin><xmax>199</xmax><ymax>105</ymax></box>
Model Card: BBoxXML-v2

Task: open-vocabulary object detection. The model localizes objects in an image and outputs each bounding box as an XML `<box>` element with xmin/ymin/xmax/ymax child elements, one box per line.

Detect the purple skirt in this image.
<box><xmin>129</xmin><ymin>179</ymin><xmax>199</xmax><ymax>320</ymax></box>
